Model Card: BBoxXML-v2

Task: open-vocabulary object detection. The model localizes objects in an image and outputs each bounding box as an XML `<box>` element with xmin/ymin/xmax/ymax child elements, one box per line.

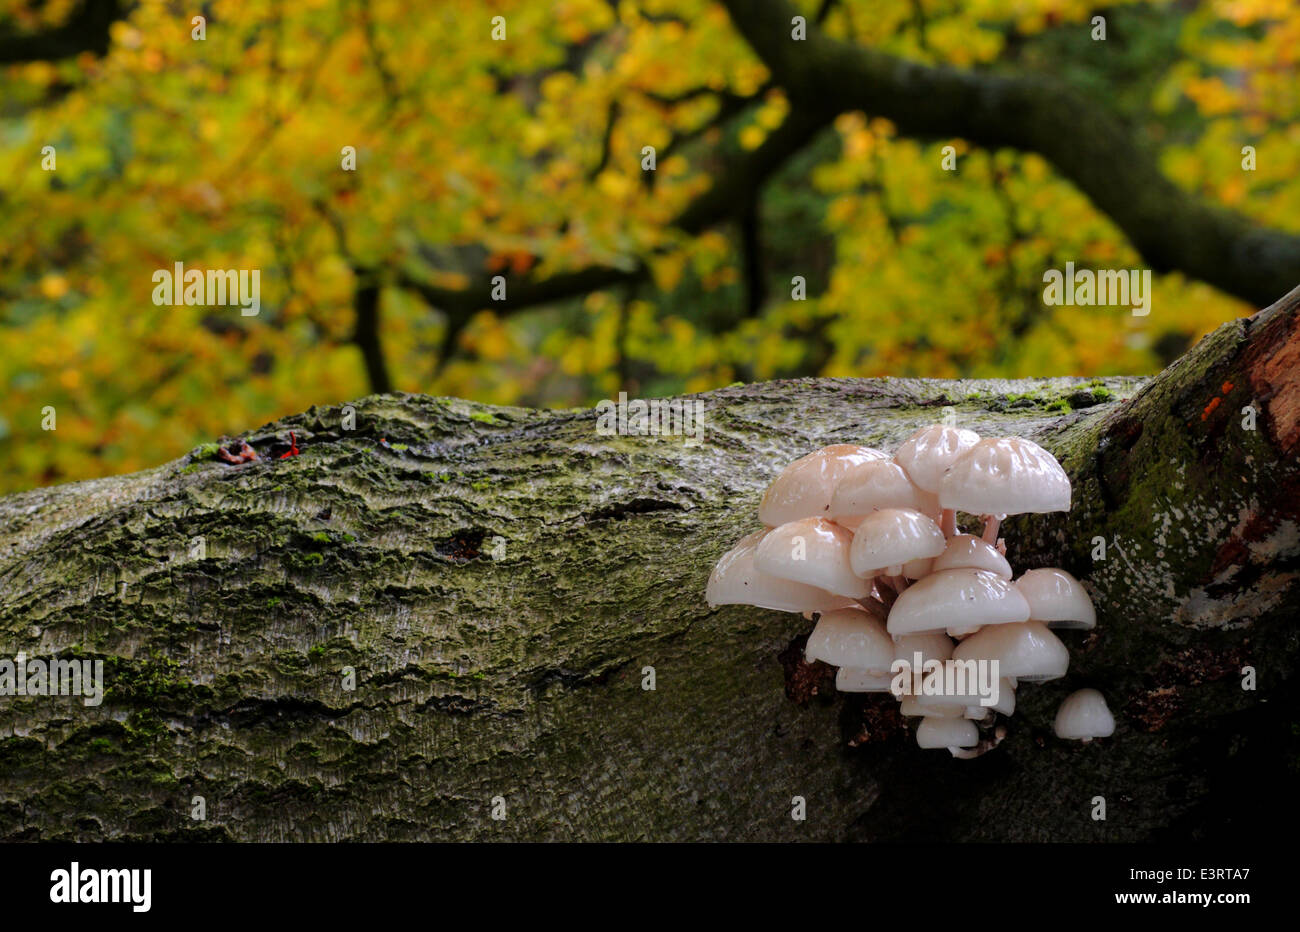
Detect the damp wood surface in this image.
<box><xmin>1</xmin><ymin>289</ymin><xmax>1298</xmax><ymax>841</ymax></box>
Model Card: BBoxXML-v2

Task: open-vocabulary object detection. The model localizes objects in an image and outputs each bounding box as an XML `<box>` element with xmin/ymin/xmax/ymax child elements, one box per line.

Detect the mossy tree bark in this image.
<box><xmin>2</xmin><ymin>287</ymin><xmax>1298</xmax><ymax>842</ymax></box>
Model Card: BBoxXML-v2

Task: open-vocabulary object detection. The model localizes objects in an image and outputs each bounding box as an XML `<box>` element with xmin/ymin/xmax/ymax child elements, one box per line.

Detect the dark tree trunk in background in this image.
<box><xmin>1</xmin><ymin>288</ymin><xmax>1298</xmax><ymax>842</ymax></box>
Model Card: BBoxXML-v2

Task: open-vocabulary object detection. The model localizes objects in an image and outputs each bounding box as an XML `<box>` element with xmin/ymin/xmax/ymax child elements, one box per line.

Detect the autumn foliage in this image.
<box><xmin>1</xmin><ymin>0</ymin><xmax>1296</xmax><ymax>492</ymax></box>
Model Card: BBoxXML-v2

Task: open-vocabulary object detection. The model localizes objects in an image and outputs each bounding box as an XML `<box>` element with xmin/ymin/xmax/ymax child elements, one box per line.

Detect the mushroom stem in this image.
<box><xmin>940</xmin><ymin>508</ymin><xmax>957</xmax><ymax>538</ymax></box>
<box><xmin>981</xmin><ymin>515</ymin><xmax>1002</xmax><ymax>544</ymax></box>
<box><xmin>949</xmin><ymin>724</ymin><xmax>1009</xmax><ymax>759</ymax></box>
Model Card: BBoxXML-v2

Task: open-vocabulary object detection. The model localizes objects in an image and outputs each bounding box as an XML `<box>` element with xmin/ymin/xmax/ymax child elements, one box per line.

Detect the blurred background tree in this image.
<box><xmin>1</xmin><ymin>0</ymin><xmax>1297</xmax><ymax>492</ymax></box>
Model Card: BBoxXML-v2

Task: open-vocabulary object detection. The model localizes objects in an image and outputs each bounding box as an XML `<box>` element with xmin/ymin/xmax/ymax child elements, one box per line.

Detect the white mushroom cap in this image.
<box><xmin>706</xmin><ymin>530</ymin><xmax>856</xmax><ymax>612</ymax></box>
<box><xmin>901</xmin><ymin>695</ymin><xmax>964</xmax><ymax>717</ymax></box>
<box><xmin>849</xmin><ymin>508</ymin><xmax>946</xmax><ymax>578</ymax></box>
<box><xmin>759</xmin><ymin>444</ymin><xmax>889</xmax><ymax>527</ymax></box>
<box><xmin>894</xmin><ymin>424</ymin><xmax>981</xmax><ymax>493</ymax></box>
<box><xmin>966</xmin><ymin>678</ymin><xmax>1016</xmax><ymax>718</ymax></box>
<box><xmin>835</xmin><ymin>667</ymin><xmax>898</xmax><ymax>693</ymax></box>
<box><xmin>930</xmin><ymin>534</ymin><xmax>1013</xmax><ymax>579</ymax></box>
<box><xmin>1053</xmin><ymin>688</ymin><xmax>1115</xmax><ymax>741</ymax></box>
<box><xmin>893</xmin><ymin>632</ymin><xmax>955</xmax><ymax>663</ymax></box>
<box><xmin>913</xmin><ymin>678</ymin><xmax>989</xmax><ymax>708</ymax></box>
<box><xmin>939</xmin><ymin>436</ymin><xmax>1071</xmax><ymax>516</ymax></box>
<box><xmin>916</xmin><ymin>716</ymin><xmax>978</xmax><ymax>749</ymax></box>
<box><xmin>891</xmin><ymin>632</ymin><xmax>955</xmax><ymax>697</ymax></box>
<box><xmin>952</xmin><ymin>620</ymin><xmax>1070</xmax><ymax>683</ymax></box>
<box><xmin>886</xmin><ymin>568</ymin><xmax>1031</xmax><ymax>637</ymax></box>
<box><xmin>1015</xmin><ymin>568</ymin><xmax>1097</xmax><ymax>629</ymax></box>
<box><xmin>805</xmin><ymin>609</ymin><xmax>894</xmax><ymax>672</ymax></box>
<box><xmin>827</xmin><ymin>460</ymin><xmax>939</xmax><ymax>531</ymax></box>
<box><xmin>754</xmin><ymin>518</ymin><xmax>872</xmax><ymax>599</ymax></box>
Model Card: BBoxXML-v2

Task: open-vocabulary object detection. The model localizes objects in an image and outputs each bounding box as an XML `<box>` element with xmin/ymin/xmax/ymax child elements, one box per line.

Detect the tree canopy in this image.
<box><xmin>1</xmin><ymin>0</ymin><xmax>1297</xmax><ymax>492</ymax></box>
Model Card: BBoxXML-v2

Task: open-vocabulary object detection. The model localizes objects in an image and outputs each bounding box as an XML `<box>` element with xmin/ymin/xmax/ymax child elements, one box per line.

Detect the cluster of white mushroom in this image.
<box><xmin>707</xmin><ymin>424</ymin><xmax>1115</xmax><ymax>755</ymax></box>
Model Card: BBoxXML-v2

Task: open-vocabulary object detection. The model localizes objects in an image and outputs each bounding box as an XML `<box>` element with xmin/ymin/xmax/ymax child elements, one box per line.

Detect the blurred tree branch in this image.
<box><xmin>720</xmin><ymin>0</ymin><xmax>1300</xmax><ymax>307</ymax></box>
<box><xmin>394</xmin><ymin>99</ymin><xmax>833</xmax><ymax>371</ymax></box>
<box><xmin>0</xmin><ymin>0</ymin><xmax>123</xmax><ymax>64</ymax></box>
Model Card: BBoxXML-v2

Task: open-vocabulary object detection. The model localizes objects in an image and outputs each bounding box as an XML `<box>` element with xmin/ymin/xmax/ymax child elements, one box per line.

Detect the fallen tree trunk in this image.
<box><xmin>2</xmin><ymin>288</ymin><xmax>1298</xmax><ymax>842</ymax></box>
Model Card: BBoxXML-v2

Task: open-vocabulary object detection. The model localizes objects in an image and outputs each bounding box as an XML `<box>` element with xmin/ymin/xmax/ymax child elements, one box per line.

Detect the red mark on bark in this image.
<box><xmin>278</xmin><ymin>431</ymin><xmax>300</xmax><ymax>459</ymax></box>
<box><xmin>1221</xmin><ymin>381</ymin><xmax>1234</xmax><ymax>394</ymax></box>
<box><xmin>215</xmin><ymin>440</ymin><xmax>258</xmax><ymax>464</ymax></box>
<box><xmin>1201</xmin><ymin>397</ymin><xmax>1221</xmax><ymax>420</ymax></box>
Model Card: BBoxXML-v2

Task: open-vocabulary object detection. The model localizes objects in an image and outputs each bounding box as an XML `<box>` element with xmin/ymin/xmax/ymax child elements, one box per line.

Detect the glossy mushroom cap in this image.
<box><xmin>966</xmin><ymin>678</ymin><xmax>1016</xmax><ymax>718</ymax></box>
<box><xmin>891</xmin><ymin>632</ymin><xmax>955</xmax><ymax>696</ymax></box>
<box><xmin>939</xmin><ymin>436</ymin><xmax>1071</xmax><ymax>516</ymax></box>
<box><xmin>754</xmin><ymin>518</ymin><xmax>872</xmax><ymax>599</ymax></box>
<box><xmin>894</xmin><ymin>424</ymin><xmax>981</xmax><ymax>492</ymax></box>
<box><xmin>805</xmin><ymin>609</ymin><xmax>894</xmax><ymax>672</ymax></box>
<box><xmin>1015</xmin><ymin>568</ymin><xmax>1097</xmax><ymax>629</ymax></box>
<box><xmin>916</xmin><ymin>716</ymin><xmax>978</xmax><ymax>749</ymax></box>
<box><xmin>849</xmin><ymin>508</ymin><xmax>947</xmax><ymax>578</ymax></box>
<box><xmin>706</xmin><ymin>530</ymin><xmax>856</xmax><ymax>613</ymax></box>
<box><xmin>952</xmin><ymin>620</ymin><xmax>1070</xmax><ymax>682</ymax></box>
<box><xmin>759</xmin><ymin>445</ymin><xmax>889</xmax><ymax>527</ymax></box>
<box><xmin>1053</xmin><ymin>688</ymin><xmax>1115</xmax><ymax>740</ymax></box>
<box><xmin>931</xmin><ymin>534</ymin><xmax>1013</xmax><ymax>579</ymax></box>
<box><xmin>901</xmin><ymin>696</ymin><xmax>965</xmax><ymax>717</ymax></box>
<box><xmin>827</xmin><ymin>460</ymin><xmax>939</xmax><ymax>531</ymax></box>
<box><xmin>893</xmin><ymin>632</ymin><xmax>955</xmax><ymax>664</ymax></box>
<box><xmin>886</xmin><ymin>568</ymin><xmax>1031</xmax><ymax>637</ymax></box>
<box><xmin>913</xmin><ymin>678</ymin><xmax>989</xmax><ymax>709</ymax></box>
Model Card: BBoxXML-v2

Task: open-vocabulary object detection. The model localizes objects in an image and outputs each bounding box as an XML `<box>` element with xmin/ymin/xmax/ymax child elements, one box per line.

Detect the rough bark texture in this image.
<box><xmin>2</xmin><ymin>288</ymin><xmax>1299</xmax><ymax>842</ymax></box>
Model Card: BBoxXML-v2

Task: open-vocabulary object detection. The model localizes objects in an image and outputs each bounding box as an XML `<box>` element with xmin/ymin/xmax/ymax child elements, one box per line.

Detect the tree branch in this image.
<box><xmin>397</xmin><ymin>100</ymin><xmax>832</xmax><ymax>321</ymax></box>
<box><xmin>2</xmin><ymin>287</ymin><xmax>1297</xmax><ymax>840</ymax></box>
<box><xmin>0</xmin><ymin>0</ymin><xmax>123</xmax><ymax>64</ymax></box>
<box><xmin>672</xmin><ymin>103</ymin><xmax>834</xmax><ymax>236</ymax></box>
<box><xmin>720</xmin><ymin>0</ymin><xmax>1300</xmax><ymax>307</ymax></box>
<box><xmin>352</xmin><ymin>274</ymin><xmax>392</xmax><ymax>394</ymax></box>
<box><xmin>396</xmin><ymin>262</ymin><xmax>647</xmax><ymax>319</ymax></box>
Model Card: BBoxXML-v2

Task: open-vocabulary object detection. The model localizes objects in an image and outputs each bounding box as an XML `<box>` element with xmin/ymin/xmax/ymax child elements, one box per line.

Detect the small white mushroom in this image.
<box><xmin>940</xmin><ymin>437</ymin><xmax>1071</xmax><ymax>542</ymax></box>
<box><xmin>886</xmin><ymin>568</ymin><xmax>1031</xmax><ymax>637</ymax></box>
<box><xmin>754</xmin><ymin>517</ymin><xmax>872</xmax><ymax>599</ymax></box>
<box><xmin>895</xmin><ymin>424</ymin><xmax>982</xmax><ymax>492</ymax></box>
<box><xmin>901</xmin><ymin>695</ymin><xmax>964</xmax><ymax>717</ymax></box>
<box><xmin>952</xmin><ymin>620</ymin><xmax>1070</xmax><ymax>683</ymax></box>
<box><xmin>913</xmin><ymin>681</ymin><xmax>988</xmax><ymax>709</ymax></box>
<box><xmin>930</xmin><ymin>534</ymin><xmax>1013</xmax><ymax>579</ymax></box>
<box><xmin>891</xmin><ymin>632</ymin><xmax>955</xmax><ymax>697</ymax></box>
<box><xmin>759</xmin><ymin>444</ymin><xmax>889</xmax><ymax>527</ymax></box>
<box><xmin>827</xmin><ymin>460</ymin><xmax>939</xmax><ymax>531</ymax></box>
<box><xmin>894</xmin><ymin>424</ymin><xmax>981</xmax><ymax>536</ymax></box>
<box><xmin>966</xmin><ymin>678</ymin><xmax>1016</xmax><ymax>718</ymax></box>
<box><xmin>893</xmin><ymin>632</ymin><xmax>955</xmax><ymax>664</ymax></box>
<box><xmin>1053</xmin><ymin>688</ymin><xmax>1115</xmax><ymax>741</ymax></box>
<box><xmin>950</xmin><ymin>723</ymin><xmax>1009</xmax><ymax>759</ymax></box>
<box><xmin>916</xmin><ymin>716</ymin><xmax>978</xmax><ymax>749</ymax></box>
<box><xmin>1015</xmin><ymin>568</ymin><xmax>1097</xmax><ymax>630</ymax></box>
<box><xmin>706</xmin><ymin>530</ymin><xmax>856</xmax><ymax>613</ymax></box>
<box><xmin>849</xmin><ymin>507</ymin><xmax>947</xmax><ymax>579</ymax></box>
<box><xmin>805</xmin><ymin>609</ymin><xmax>894</xmax><ymax>672</ymax></box>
